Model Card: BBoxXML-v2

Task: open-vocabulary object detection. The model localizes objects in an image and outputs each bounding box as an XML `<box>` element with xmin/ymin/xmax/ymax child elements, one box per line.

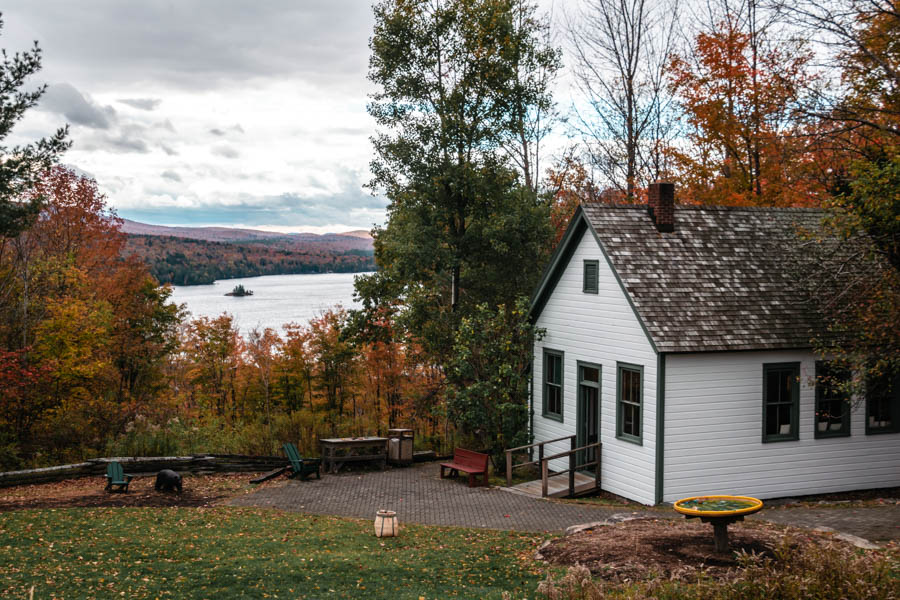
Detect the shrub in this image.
<box><xmin>528</xmin><ymin>537</ymin><xmax>899</xmax><ymax>600</ymax></box>
<box><xmin>0</xmin><ymin>431</ymin><xmax>24</xmax><ymax>471</ymax></box>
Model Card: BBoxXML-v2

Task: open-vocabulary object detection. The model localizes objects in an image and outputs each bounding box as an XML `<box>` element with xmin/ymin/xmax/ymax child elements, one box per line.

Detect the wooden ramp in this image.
<box><xmin>501</xmin><ymin>471</ymin><xmax>598</xmax><ymax>499</ymax></box>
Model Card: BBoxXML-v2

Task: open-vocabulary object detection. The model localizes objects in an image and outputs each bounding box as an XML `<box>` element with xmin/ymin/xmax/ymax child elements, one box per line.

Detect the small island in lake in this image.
<box><xmin>225</xmin><ymin>284</ymin><xmax>253</xmax><ymax>297</ymax></box>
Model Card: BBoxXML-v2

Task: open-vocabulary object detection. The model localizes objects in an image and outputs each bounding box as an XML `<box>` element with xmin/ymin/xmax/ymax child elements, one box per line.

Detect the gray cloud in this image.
<box><xmin>212</xmin><ymin>145</ymin><xmax>239</xmax><ymax>159</ymax></box>
<box><xmin>122</xmin><ymin>166</ymin><xmax>386</xmax><ymax>228</ymax></box>
<box><xmin>118</xmin><ymin>97</ymin><xmax>161</xmax><ymax>111</ymax></box>
<box><xmin>3</xmin><ymin>1</ymin><xmax>374</xmax><ymax>93</ymax></box>
<box><xmin>90</xmin><ymin>133</ymin><xmax>150</xmax><ymax>153</ymax></box>
<box><xmin>67</xmin><ymin>164</ymin><xmax>97</xmax><ymax>181</ymax></box>
<box><xmin>122</xmin><ymin>189</ymin><xmax>387</xmax><ymax>229</ymax></box>
<box><xmin>37</xmin><ymin>83</ymin><xmax>174</xmax><ymax>155</ymax></box>
<box><xmin>74</xmin><ymin>120</ymin><xmax>156</xmax><ymax>153</ymax></box>
<box><xmin>39</xmin><ymin>82</ymin><xmax>116</xmax><ymax>129</ymax></box>
<box><xmin>3</xmin><ymin>2</ymin><xmax>387</xmax><ymax>231</ymax></box>
<box><xmin>210</xmin><ymin>125</ymin><xmax>244</xmax><ymax>137</ymax></box>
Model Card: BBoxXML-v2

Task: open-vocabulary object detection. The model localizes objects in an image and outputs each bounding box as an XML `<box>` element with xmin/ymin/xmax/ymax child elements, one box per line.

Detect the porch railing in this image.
<box><xmin>505</xmin><ymin>436</ymin><xmax>602</xmax><ymax>497</ymax></box>
<box><xmin>541</xmin><ymin>441</ymin><xmax>601</xmax><ymax>498</ymax></box>
<box><xmin>504</xmin><ymin>435</ymin><xmax>575</xmax><ymax>487</ymax></box>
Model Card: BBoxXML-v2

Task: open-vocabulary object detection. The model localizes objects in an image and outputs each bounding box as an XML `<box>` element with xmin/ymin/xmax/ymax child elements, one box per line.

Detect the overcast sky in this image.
<box><xmin>3</xmin><ymin>1</ymin><xmax>388</xmax><ymax>233</ymax></box>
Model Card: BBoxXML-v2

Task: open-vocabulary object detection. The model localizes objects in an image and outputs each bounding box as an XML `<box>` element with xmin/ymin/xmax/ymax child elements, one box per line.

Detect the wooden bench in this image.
<box><xmin>440</xmin><ymin>448</ymin><xmax>489</xmax><ymax>487</ymax></box>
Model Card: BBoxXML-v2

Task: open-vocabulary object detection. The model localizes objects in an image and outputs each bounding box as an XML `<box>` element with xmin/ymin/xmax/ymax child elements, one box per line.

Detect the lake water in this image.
<box><xmin>169</xmin><ymin>272</ymin><xmax>368</xmax><ymax>335</ymax></box>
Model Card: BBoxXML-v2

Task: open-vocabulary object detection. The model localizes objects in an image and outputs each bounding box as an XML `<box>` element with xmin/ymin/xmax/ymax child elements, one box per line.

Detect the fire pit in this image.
<box><xmin>673</xmin><ymin>495</ymin><xmax>763</xmax><ymax>553</ymax></box>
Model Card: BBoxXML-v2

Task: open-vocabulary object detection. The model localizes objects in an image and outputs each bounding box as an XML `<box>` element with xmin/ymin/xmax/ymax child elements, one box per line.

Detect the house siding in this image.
<box><xmin>663</xmin><ymin>351</ymin><xmax>900</xmax><ymax>502</ymax></box>
<box><xmin>533</xmin><ymin>228</ymin><xmax>658</xmax><ymax>505</ymax></box>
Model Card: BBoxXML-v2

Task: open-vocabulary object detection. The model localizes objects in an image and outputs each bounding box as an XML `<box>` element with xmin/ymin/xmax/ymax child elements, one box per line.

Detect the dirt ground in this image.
<box><xmin>0</xmin><ymin>472</ymin><xmax>283</xmax><ymax>511</ymax></box>
<box><xmin>538</xmin><ymin>517</ymin><xmax>840</xmax><ymax>582</ymax></box>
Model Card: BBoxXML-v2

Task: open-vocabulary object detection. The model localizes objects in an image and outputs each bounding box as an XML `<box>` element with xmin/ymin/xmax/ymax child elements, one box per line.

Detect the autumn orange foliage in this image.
<box><xmin>668</xmin><ymin>19</ymin><xmax>822</xmax><ymax>207</ymax></box>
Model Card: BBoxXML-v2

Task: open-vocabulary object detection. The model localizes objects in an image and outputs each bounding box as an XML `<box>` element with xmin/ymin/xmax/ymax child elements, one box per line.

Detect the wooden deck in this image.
<box><xmin>501</xmin><ymin>471</ymin><xmax>599</xmax><ymax>499</ymax></box>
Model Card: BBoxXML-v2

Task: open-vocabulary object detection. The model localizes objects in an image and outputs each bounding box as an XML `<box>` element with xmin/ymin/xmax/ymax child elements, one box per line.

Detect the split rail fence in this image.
<box><xmin>0</xmin><ymin>454</ymin><xmax>287</xmax><ymax>488</ymax></box>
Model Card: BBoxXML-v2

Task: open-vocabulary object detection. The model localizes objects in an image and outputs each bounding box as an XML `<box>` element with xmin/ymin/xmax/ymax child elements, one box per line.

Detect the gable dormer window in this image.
<box><xmin>583</xmin><ymin>260</ymin><xmax>599</xmax><ymax>294</ymax></box>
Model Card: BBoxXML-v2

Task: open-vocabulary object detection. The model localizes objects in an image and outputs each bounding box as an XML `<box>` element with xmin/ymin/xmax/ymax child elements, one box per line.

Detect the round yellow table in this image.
<box><xmin>673</xmin><ymin>495</ymin><xmax>764</xmax><ymax>553</ymax></box>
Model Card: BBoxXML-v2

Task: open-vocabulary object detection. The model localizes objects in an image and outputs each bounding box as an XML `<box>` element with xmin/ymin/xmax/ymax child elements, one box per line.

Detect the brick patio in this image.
<box><xmin>753</xmin><ymin>505</ymin><xmax>900</xmax><ymax>543</ymax></box>
<box><xmin>229</xmin><ymin>462</ymin><xmax>900</xmax><ymax>542</ymax></box>
<box><xmin>229</xmin><ymin>462</ymin><xmax>651</xmax><ymax>532</ymax></box>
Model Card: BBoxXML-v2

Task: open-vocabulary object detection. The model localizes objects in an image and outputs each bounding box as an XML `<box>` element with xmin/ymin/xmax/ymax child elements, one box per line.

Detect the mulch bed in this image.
<box><xmin>0</xmin><ymin>472</ymin><xmax>282</xmax><ymax>512</ymax></box>
<box><xmin>538</xmin><ymin>517</ymin><xmax>835</xmax><ymax>582</ymax></box>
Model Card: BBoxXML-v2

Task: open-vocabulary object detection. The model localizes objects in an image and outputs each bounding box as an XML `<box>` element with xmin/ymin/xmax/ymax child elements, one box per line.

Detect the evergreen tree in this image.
<box><xmin>0</xmin><ymin>14</ymin><xmax>70</xmax><ymax>238</ymax></box>
<box><xmin>358</xmin><ymin>0</ymin><xmax>559</xmax><ymax>358</ymax></box>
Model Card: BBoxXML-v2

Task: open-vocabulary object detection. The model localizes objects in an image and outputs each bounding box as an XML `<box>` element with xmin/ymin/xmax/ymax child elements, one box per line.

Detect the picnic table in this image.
<box><xmin>319</xmin><ymin>437</ymin><xmax>388</xmax><ymax>474</ymax></box>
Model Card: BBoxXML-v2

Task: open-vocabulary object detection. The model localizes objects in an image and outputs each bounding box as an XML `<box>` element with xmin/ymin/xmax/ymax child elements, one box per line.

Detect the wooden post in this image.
<box><xmin>541</xmin><ymin>459</ymin><xmax>549</xmax><ymax>497</ymax></box>
<box><xmin>505</xmin><ymin>450</ymin><xmax>512</xmax><ymax>488</ymax></box>
<box><xmin>594</xmin><ymin>444</ymin><xmax>601</xmax><ymax>490</ymax></box>
<box><xmin>713</xmin><ymin>521</ymin><xmax>729</xmax><ymax>553</ymax></box>
<box><xmin>568</xmin><ymin>437</ymin><xmax>576</xmax><ymax>497</ymax></box>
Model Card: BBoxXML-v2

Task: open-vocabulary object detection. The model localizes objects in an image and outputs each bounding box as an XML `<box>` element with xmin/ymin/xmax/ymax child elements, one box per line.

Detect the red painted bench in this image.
<box><xmin>440</xmin><ymin>448</ymin><xmax>489</xmax><ymax>487</ymax></box>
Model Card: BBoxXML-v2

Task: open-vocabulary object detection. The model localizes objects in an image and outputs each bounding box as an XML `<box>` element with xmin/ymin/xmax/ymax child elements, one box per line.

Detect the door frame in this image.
<box><xmin>576</xmin><ymin>361</ymin><xmax>602</xmax><ymax>473</ymax></box>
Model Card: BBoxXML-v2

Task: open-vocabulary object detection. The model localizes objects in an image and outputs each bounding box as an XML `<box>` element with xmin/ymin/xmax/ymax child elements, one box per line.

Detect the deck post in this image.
<box><xmin>594</xmin><ymin>443</ymin><xmax>601</xmax><ymax>490</ymax></box>
<box><xmin>505</xmin><ymin>450</ymin><xmax>512</xmax><ymax>487</ymax></box>
<box><xmin>568</xmin><ymin>437</ymin><xmax>576</xmax><ymax>497</ymax></box>
<box><xmin>541</xmin><ymin>459</ymin><xmax>549</xmax><ymax>497</ymax></box>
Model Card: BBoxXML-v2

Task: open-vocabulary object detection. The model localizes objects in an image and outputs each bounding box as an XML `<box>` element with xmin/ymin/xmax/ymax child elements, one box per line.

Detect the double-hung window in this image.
<box><xmin>815</xmin><ymin>361</ymin><xmax>851</xmax><ymax>438</ymax></box>
<box><xmin>616</xmin><ymin>362</ymin><xmax>642</xmax><ymax>444</ymax></box>
<box><xmin>763</xmin><ymin>363</ymin><xmax>800</xmax><ymax>442</ymax></box>
<box><xmin>543</xmin><ymin>349</ymin><xmax>564</xmax><ymax>421</ymax></box>
<box><xmin>866</xmin><ymin>368</ymin><xmax>899</xmax><ymax>434</ymax></box>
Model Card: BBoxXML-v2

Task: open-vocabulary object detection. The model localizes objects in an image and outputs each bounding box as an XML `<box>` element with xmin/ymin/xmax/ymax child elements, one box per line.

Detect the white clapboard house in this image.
<box><xmin>529</xmin><ymin>183</ymin><xmax>900</xmax><ymax>505</ymax></box>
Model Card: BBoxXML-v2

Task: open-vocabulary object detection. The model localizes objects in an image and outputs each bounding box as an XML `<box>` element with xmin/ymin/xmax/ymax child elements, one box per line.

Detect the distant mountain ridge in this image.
<box><xmin>120</xmin><ymin>218</ymin><xmax>372</xmax><ymax>244</ymax></box>
<box><xmin>121</xmin><ymin>219</ymin><xmax>375</xmax><ymax>285</ymax></box>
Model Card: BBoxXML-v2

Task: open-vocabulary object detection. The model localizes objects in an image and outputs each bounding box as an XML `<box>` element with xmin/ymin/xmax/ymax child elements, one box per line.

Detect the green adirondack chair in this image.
<box><xmin>104</xmin><ymin>461</ymin><xmax>133</xmax><ymax>492</ymax></box>
<box><xmin>283</xmin><ymin>442</ymin><xmax>322</xmax><ymax>480</ymax></box>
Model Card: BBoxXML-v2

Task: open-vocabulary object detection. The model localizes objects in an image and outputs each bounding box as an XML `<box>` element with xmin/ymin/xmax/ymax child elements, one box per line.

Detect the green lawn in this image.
<box><xmin>0</xmin><ymin>507</ymin><xmax>551</xmax><ymax>599</ymax></box>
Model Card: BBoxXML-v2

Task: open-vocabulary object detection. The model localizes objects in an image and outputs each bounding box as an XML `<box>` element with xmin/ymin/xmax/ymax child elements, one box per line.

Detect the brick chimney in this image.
<box><xmin>648</xmin><ymin>182</ymin><xmax>675</xmax><ymax>232</ymax></box>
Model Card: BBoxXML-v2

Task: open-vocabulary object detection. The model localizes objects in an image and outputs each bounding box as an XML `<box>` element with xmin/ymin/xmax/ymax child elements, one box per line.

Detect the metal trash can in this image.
<box><xmin>387</xmin><ymin>428</ymin><xmax>414</xmax><ymax>466</ymax></box>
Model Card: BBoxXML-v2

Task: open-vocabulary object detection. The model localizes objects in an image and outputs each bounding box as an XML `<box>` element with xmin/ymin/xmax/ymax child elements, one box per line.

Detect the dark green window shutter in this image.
<box><xmin>583</xmin><ymin>260</ymin><xmax>599</xmax><ymax>294</ymax></box>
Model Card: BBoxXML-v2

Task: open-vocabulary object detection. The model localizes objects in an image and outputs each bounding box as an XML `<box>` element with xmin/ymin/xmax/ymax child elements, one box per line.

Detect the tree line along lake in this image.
<box><xmin>168</xmin><ymin>272</ymin><xmax>368</xmax><ymax>336</ymax></box>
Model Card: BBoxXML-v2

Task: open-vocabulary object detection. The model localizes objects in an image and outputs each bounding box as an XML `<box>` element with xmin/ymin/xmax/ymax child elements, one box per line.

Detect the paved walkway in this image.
<box><xmin>755</xmin><ymin>505</ymin><xmax>900</xmax><ymax>543</ymax></box>
<box><xmin>230</xmin><ymin>462</ymin><xmax>900</xmax><ymax>542</ymax></box>
<box><xmin>230</xmin><ymin>462</ymin><xmax>653</xmax><ymax>532</ymax></box>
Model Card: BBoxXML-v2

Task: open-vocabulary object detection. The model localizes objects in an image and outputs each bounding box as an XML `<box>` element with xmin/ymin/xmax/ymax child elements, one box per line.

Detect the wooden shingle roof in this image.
<box><xmin>575</xmin><ymin>204</ymin><xmax>829</xmax><ymax>352</ymax></box>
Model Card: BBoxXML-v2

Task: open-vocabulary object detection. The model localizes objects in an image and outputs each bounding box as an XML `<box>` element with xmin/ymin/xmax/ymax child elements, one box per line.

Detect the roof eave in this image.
<box><xmin>528</xmin><ymin>206</ymin><xmax>588</xmax><ymax>322</ymax></box>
